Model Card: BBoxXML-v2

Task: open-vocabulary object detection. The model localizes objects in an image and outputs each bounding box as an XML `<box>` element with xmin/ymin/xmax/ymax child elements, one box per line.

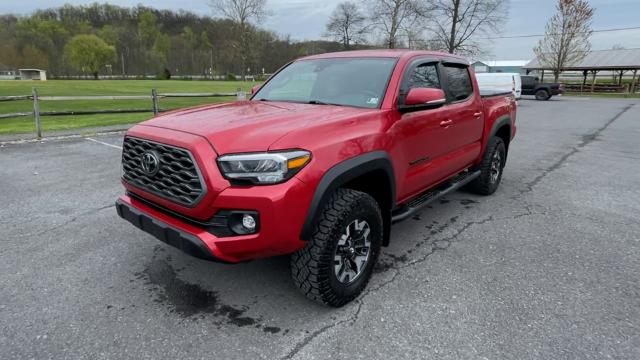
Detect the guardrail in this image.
<box><xmin>0</xmin><ymin>88</ymin><xmax>248</xmax><ymax>138</ymax></box>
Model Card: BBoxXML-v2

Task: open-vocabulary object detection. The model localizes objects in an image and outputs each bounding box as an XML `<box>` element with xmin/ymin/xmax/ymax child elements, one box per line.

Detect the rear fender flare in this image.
<box><xmin>489</xmin><ymin>115</ymin><xmax>512</xmax><ymax>141</ymax></box>
<box><xmin>486</xmin><ymin>115</ymin><xmax>512</xmax><ymax>163</ymax></box>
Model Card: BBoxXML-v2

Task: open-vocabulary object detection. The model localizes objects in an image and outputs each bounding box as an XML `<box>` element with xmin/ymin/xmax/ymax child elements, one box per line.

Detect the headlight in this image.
<box><xmin>217</xmin><ymin>150</ymin><xmax>311</xmax><ymax>184</ymax></box>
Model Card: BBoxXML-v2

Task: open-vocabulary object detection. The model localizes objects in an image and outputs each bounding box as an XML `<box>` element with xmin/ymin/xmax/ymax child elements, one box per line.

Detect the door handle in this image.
<box><xmin>439</xmin><ymin>120</ymin><xmax>453</xmax><ymax>127</ymax></box>
<box><xmin>473</xmin><ymin>112</ymin><xmax>482</xmax><ymax>117</ymax></box>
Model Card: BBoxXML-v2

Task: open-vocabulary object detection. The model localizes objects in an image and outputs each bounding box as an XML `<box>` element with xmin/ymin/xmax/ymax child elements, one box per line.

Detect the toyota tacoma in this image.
<box><xmin>116</xmin><ymin>50</ymin><xmax>517</xmax><ymax>306</ymax></box>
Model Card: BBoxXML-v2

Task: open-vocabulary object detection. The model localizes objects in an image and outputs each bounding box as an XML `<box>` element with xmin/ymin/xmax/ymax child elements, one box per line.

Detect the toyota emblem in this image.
<box><xmin>140</xmin><ymin>151</ymin><xmax>160</xmax><ymax>176</ymax></box>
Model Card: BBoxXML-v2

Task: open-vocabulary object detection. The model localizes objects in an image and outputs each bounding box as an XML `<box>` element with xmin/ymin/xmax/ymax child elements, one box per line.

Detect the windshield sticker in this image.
<box><xmin>367</xmin><ymin>97</ymin><xmax>379</xmax><ymax>105</ymax></box>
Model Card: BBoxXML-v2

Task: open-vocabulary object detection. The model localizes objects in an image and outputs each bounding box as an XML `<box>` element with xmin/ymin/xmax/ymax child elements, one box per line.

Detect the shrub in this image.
<box><xmin>156</xmin><ymin>68</ymin><xmax>172</xmax><ymax>80</ymax></box>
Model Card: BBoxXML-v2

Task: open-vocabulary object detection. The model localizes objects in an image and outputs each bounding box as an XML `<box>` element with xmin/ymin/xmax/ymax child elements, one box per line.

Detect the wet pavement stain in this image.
<box><xmin>135</xmin><ymin>246</ymin><xmax>282</xmax><ymax>333</ymax></box>
<box><xmin>263</xmin><ymin>326</ymin><xmax>282</xmax><ymax>334</ymax></box>
<box><xmin>378</xmin><ymin>213</ymin><xmax>463</xmax><ymax>273</ymax></box>
<box><xmin>375</xmin><ymin>253</ymin><xmax>408</xmax><ymax>273</ymax></box>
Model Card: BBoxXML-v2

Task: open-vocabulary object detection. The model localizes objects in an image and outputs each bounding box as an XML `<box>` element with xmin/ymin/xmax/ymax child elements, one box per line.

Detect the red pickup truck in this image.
<box><xmin>116</xmin><ymin>50</ymin><xmax>516</xmax><ymax>306</ymax></box>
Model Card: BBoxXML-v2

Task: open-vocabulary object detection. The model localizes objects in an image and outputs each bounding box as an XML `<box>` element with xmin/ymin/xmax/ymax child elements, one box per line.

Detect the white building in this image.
<box><xmin>19</xmin><ymin>69</ymin><xmax>47</xmax><ymax>81</ymax></box>
<box><xmin>472</xmin><ymin>60</ymin><xmax>530</xmax><ymax>74</ymax></box>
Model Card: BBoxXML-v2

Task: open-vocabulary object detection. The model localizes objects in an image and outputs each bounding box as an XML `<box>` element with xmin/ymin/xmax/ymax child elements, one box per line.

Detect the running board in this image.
<box><xmin>391</xmin><ymin>170</ymin><xmax>481</xmax><ymax>223</ymax></box>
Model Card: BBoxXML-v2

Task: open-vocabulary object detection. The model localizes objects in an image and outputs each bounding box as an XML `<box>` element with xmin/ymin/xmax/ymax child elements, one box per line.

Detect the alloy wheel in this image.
<box><xmin>490</xmin><ymin>150</ymin><xmax>502</xmax><ymax>184</ymax></box>
<box><xmin>333</xmin><ymin>219</ymin><xmax>371</xmax><ymax>284</ymax></box>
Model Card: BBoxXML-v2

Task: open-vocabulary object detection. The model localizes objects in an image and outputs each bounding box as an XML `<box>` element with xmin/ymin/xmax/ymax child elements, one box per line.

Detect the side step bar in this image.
<box><xmin>391</xmin><ymin>170</ymin><xmax>481</xmax><ymax>223</ymax></box>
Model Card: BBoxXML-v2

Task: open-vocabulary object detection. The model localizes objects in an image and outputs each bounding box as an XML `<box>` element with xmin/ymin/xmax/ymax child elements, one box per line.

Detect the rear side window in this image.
<box><xmin>443</xmin><ymin>65</ymin><xmax>473</xmax><ymax>101</ymax></box>
<box><xmin>408</xmin><ymin>63</ymin><xmax>440</xmax><ymax>89</ymax></box>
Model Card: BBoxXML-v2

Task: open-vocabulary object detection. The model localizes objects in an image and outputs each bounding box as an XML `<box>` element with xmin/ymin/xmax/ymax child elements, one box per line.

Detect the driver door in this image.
<box><xmin>393</xmin><ymin>60</ymin><xmax>456</xmax><ymax>200</ymax></box>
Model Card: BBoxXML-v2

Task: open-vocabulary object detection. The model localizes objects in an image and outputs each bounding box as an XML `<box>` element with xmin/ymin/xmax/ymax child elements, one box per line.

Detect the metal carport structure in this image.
<box><xmin>523</xmin><ymin>48</ymin><xmax>640</xmax><ymax>92</ymax></box>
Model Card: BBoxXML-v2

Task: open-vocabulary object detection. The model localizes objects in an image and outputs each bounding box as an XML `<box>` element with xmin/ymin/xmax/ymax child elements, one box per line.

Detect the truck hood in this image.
<box><xmin>139</xmin><ymin>100</ymin><xmax>373</xmax><ymax>154</ymax></box>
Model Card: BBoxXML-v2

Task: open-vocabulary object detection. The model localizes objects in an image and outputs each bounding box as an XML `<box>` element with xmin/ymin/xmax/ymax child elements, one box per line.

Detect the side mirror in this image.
<box><xmin>400</xmin><ymin>88</ymin><xmax>446</xmax><ymax>112</ymax></box>
<box><xmin>250</xmin><ymin>84</ymin><xmax>261</xmax><ymax>94</ymax></box>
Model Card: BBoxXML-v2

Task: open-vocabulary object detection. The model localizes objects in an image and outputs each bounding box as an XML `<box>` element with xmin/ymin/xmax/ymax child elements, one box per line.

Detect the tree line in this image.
<box><xmin>0</xmin><ymin>0</ymin><xmax>594</xmax><ymax>82</ymax></box>
<box><xmin>0</xmin><ymin>3</ymin><xmax>351</xmax><ymax>79</ymax></box>
<box><xmin>324</xmin><ymin>0</ymin><xmax>508</xmax><ymax>54</ymax></box>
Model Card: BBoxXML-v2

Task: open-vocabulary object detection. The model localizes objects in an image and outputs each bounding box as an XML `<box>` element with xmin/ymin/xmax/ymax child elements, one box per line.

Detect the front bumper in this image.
<box><xmin>116</xmin><ymin>176</ymin><xmax>313</xmax><ymax>263</ymax></box>
<box><xmin>116</xmin><ymin>199</ymin><xmax>221</xmax><ymax>262</ymax></box>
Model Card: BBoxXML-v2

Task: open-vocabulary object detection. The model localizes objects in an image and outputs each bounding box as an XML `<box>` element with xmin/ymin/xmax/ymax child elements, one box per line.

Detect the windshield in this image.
<box><xmin>253</xmin><ymin>57</ymin><xmax>396</xmax><ymax>109</ymax></box>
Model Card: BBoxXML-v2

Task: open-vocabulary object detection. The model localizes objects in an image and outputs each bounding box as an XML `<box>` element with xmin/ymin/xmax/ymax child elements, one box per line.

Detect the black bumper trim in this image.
<box><xmin>116</xmin><ymin>199</ymin><xmax>221</xmax><ymax>262</ymax></box>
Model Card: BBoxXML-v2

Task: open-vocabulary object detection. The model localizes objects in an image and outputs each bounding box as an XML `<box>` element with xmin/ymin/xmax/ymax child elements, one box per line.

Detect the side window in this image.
<box><xmin>442</xmin><ymin>65</ymin><xmax>473</xmax><ymax>101</ymax></box>
<box><xmin>408</xmin><ymin>63</ymin><xmax>440</xmax><ymax>89</ymax></box>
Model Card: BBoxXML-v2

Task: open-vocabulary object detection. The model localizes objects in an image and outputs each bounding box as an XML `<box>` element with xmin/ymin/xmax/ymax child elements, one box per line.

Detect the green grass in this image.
<box><xmin>0</xmin><ymin>80</ymin><xmax>259</xmax><ymax>135</ymax></box>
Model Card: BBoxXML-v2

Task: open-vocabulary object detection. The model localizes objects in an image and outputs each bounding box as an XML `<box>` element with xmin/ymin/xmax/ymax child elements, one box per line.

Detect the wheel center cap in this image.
<box><xmin>349</xmin><ymin>247</ymin><xmax>355</xmax><ymax>255</ymax></box>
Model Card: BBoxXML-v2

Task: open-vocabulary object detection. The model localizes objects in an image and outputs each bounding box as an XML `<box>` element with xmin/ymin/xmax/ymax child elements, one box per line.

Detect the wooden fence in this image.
<box><xmin>562</xmin><ymin>83</ymin><xmax>631</xmax><ymax>93</ymax></box>
<box><xmin>0</xmin><ymin>88</ymin><xmax>247</xmax><ymax>138</ymax></box>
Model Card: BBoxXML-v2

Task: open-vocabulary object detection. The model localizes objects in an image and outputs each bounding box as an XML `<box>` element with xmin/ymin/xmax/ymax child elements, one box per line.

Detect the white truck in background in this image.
<box><xmin>475</xmin><ymin>73</ymin><xmax>522</xmax><ymax>100</ymax></box>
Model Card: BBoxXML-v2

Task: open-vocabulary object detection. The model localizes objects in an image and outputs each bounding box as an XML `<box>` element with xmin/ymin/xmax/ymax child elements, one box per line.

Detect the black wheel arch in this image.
<box><xmin>299</xmin><ymin>151</ymin><xmax>396</xmax><ymax>245</ymax></box>
<box><xmin>489</xmin><ymin>115</ymin><xmax>512</xmax><ymax>149</ymax></box>
<box><xmin>534</xmin><ymin>85</ymin><xmax>552</xmax><ymax>93</ymax></box>
<box><xmin>534</xmin><ymin>87</ymin><xmax>551</xmax><ymax>99</ymax></box>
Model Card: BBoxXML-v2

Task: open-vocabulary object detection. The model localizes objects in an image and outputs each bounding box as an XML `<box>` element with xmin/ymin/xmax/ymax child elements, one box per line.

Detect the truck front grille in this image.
<box><xmin>122</xmin><ymin>137</ymin><xmax>205</xmax><ymax>206</ymax></box>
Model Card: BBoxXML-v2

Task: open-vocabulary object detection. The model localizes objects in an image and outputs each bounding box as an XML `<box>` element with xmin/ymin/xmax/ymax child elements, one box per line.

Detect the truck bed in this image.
<box><xmin>480</xmin><ymin>89</ymin><xmax>513</xmax><ymax>98</ymax></box>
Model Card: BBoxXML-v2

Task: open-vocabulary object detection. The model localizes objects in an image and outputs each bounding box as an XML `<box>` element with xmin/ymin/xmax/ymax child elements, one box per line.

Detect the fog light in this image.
<box><xmin>242</xmin><ymin>214</ymin><xmax>256</xmax><ymax>230</ymax></box>
<box><xmin>219</xmin><ymin>211</ymin><xmax>260</xmax><ymax>236</ymax></box>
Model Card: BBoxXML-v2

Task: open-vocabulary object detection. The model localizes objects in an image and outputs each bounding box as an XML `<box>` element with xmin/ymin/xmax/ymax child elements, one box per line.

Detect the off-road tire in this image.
<box><xmin>535</xmin><ymin>89</ymin><xmax>550</xmax><ymax>101</ymax></box>
<box><xmin>290</xmin><ymin>188</ymin><xmax>382</xmax><ymax>307</ymax></box>
<box><xmin>468</xmin><ymin>136</ymin><xmax>506</xmax><ymax>195</ymax></box>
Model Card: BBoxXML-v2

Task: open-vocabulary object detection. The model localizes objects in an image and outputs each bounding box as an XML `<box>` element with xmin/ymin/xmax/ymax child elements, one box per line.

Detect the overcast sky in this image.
<box><xmin>2</xmin><ymin>0</ymin><xmax>639</xmax><ymax>60</ymax></box>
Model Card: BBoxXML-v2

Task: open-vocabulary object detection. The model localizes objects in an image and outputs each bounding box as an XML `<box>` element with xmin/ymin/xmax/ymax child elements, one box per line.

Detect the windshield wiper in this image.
<box><xmin>307</xmin><ymin>100</ymin><xmax>343</xmax><ymax>106</ymax></box>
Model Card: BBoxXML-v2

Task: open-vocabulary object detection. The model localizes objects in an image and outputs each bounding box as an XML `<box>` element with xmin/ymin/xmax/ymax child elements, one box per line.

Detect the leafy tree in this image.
<box><xmin>98</xmin><ymin>25</ymin><xmax>118</xmax><ymax>46</ymax></box>
<box><xmin>0</xmin><ymin>45</ymin><xmax>22</xmax><ymax>69</ymax></box>
<box><xmin>154</xmin><ymin>33</ymin><xmax>171</xmax><ymax>56</ymax></box>
<box><xmin>0</xmin><ymin>3</ymin><xmax>370</xmax><ymax>77</ymax></box>
<box><xmin>16</xmin><ymin>18</ymin><xmax>69</xmax><ymax>73</ymax></box>
<box><xmin>201</xmin><ymin>31</ymin><xmax>214</xmax><ymax>75</ymax></box>
<box><xmin>138</xmin><ymin>11</ymin><xmax>161</xmax><ymax>75</ymax></box>
<box><xmin>21</xmin><ymin>45</ymin><xmax>49</xmax><ymax>69</ymax></box>
<box><xmin>64</xmin><ymin>34</ymin><xmax>116</xmax><ymax>79</ymax></box>
<box><xmin>138</xmin><ymin>11</ymin><xmax>160</xmax><ymax>49</ymax></box>
<box><xmin>153</xmin><ymin>33</ymin><xmax>172</xmax><ymax>67</ymax></box>
<box><xmin>181</xmin><ymin>26</ymin><xmax>197</xmax><ymax>72</ymax></box>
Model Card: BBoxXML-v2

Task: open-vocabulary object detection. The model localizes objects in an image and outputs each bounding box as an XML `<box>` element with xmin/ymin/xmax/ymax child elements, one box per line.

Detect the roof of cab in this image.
<box><xmin>300</xmin><ymin>49</ymin><xmax>469</xmax><ymax>64</ymax></box>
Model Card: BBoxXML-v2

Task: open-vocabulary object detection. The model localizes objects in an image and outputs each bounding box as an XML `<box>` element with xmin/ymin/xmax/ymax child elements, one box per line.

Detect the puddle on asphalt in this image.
<box><xmin>134</xmin><ymin>246</ymin><xmax>283</xmax><ymax>334</ymax></box>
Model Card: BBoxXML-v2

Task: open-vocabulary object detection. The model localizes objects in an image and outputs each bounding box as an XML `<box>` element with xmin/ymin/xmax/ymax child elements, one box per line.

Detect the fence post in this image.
<box><xmin>151</xmin><ymin>89</ymin><xmax>159</xmax><ymax>116</ymax></box>
<box><xmin>236</xmin><ymin>87</ymin><xmax>246</xmax><ymax>101</ymax></box>
<box><xmin>32</xmin><ymin>87</ymin><xmax>42</xmax><ymax>139</ymax></box>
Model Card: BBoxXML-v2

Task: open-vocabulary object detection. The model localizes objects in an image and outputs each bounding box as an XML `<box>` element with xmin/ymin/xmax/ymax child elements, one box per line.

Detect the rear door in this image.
<box><xmin>437</xmin><ymin>62</ymin><xmax>484</xmax><ymax>171</ymax></box>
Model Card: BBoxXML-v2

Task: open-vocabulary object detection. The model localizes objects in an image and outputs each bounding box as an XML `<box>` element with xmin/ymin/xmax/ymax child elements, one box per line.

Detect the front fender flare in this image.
<box><xmin>299</xmin><ymin>151</ymin><xmax>395</xmax><ymax>241</ymax></box>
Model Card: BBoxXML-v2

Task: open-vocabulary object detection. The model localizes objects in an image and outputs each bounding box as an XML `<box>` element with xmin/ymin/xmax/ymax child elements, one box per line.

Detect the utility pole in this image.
<box><xmin>121</xmin><ymin>52</ymin><xmax>125</xmax><ymax>78</ymax></box>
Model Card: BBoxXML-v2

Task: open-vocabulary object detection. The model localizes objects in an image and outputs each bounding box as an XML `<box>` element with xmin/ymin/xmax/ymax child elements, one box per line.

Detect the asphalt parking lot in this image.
<box><xmin>1</xmin><ymin>96</ymin><xmax>639</xmax><ymax>359</ymax></box>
